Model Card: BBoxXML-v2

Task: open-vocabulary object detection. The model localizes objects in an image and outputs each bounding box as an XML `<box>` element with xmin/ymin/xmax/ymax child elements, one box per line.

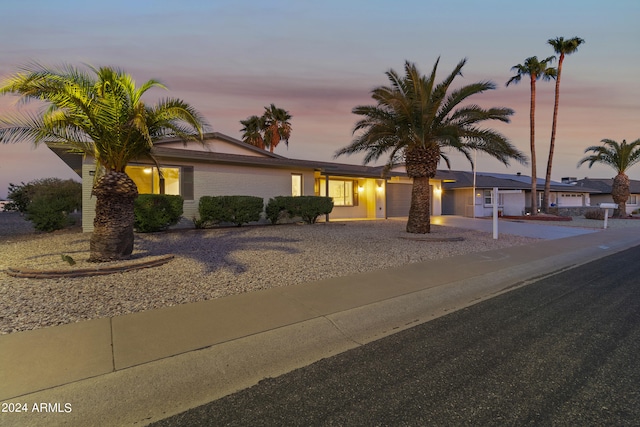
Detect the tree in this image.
<box><xmin>262</xmin><ymin>104</ymin><xmax>292</xmax><ymax>153</ymax></box>
<box><xmin>506</xmin><ymin>56</ymin><xmax>556</xmax><ymax>215</ymax></box>
<box><xmin>0</xmin><ymin>63</ymin><xmax>208</xmax><ymax>261</ymax></box>
<box><xmin>336</xmin><ymin>58</ymin><xmax>527</xmax><ymax>234</ymax></box>
<box><xmin>240</xmin><ymin>104</ymin><xmax>292</xmax><ymax>153</ymax></box>
<box><xmin>578</xmin><ymin>138</ymin><xmax>640</xmax><ymax>218</ymax></box>
<box><xmin>542</xmin><ymin>36</ymin><xmax>585</xmax><ymax>213</ymax></box>
<box><xmin>240</xmin><ymin>115</ymin><xmax>266</xmax><ymax>149</ymax></box>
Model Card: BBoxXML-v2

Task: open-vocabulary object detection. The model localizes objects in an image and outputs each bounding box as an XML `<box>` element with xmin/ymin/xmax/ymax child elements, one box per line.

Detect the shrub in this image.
<box><xmin>14</xmin><ymin>178</ymin><xmax>82</xmax><ymax>232</ymax></box>
<box><xmin>134</xmin><ymin>194</ymin><xmax>184</xmax><ymax>232</ymax></box>
<box><xmin>266</xmin><ymin>196</ymin><xmax>333</xmax><ymax>224</ymax></box>
<box><xmin>199</xmin><ymin>195</ymin><xmax>264</xmax><ymax>226</ymax></box>
<box><xmin>584</xmin><ymin>209</ymin><xmax>605</xmax><ymax>220</ymax></box>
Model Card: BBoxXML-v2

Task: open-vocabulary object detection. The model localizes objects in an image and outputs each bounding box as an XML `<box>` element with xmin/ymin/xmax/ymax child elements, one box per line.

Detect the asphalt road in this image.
<box><xmin>151</xmin><ymin>245</ymin><xmax>640</xmax><ymax>426</ymax></box>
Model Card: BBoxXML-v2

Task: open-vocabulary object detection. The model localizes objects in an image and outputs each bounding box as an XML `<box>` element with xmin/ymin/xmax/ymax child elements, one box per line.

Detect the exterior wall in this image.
<box><xmin>191</xmin><ymin>162</ymin><xmax>315</xmax><ymax>220</ymax></box>
<box><xmin>82</xmin><ymin>160</ymin><xmax>97</xmax><ymax>232</ymax></box>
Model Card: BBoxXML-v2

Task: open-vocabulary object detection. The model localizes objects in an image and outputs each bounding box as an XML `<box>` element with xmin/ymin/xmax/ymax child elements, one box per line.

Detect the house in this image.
<box><xmin>440</xmin><ymin>170</ymin><xmax>598</xmax><ymax>217</ymax></box>
<box><xmin>573</xmin><ymin>177</ymin><xmax>640</xmax><ymax>215</ymax></box>
<box><xmin>47</xmin><ymin>132</ymin><xmax>445</xmax><ymax>232</ymax></box>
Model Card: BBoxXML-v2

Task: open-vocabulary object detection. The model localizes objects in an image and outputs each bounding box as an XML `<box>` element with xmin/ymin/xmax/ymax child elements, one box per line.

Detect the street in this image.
<box><xmin>152</xmin><ymin>244</ymin><xmax>640</xmax><ymax>426</ymax></box>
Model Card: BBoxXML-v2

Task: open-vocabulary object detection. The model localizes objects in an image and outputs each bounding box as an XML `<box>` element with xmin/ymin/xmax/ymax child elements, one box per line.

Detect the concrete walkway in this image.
<box><xmin>1</xmin><ymin>223</ymin><xmax>638</xmax><ymax>427</ymax></box>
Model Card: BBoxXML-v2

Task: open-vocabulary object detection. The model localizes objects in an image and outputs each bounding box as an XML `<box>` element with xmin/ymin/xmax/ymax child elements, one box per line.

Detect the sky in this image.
<box><xmin>1</xmin><ymin>0</ymin><xmax>639</xmax><ymax>199</ymax></box>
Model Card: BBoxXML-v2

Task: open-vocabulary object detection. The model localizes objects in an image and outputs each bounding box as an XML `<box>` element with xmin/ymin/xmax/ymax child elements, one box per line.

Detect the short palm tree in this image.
<box><xmin>0</xmin><ymin>63</ymin><xmax>208</xmax><ymax>261</ymax></box>
<box><xmin>240</xmin><ymin>115</ymin><xmax>266</xmax><ymax>149</ymax></box>
<box><xmin>542</xmin><ymin>36</ymin><xmax>585</xmax><ymax>212</ymax></box>
<box><xmin>262</xmin><ymin>104</ymin><xmax>292</xmax><ymax>153</ymax></box>
<box><xmin>506</xmin><ymin>56</ymin><xmax>556</xmax><ymax>215</ymax></box>
<box><xmin>336</xmin><ymin>58</ymin><xmax>527</xmax><ymax>234</ymax></box>
<box><xmin>578</xmin><ymin>138</ymin><xmax>640</xmax><ymax>218</ymax></box>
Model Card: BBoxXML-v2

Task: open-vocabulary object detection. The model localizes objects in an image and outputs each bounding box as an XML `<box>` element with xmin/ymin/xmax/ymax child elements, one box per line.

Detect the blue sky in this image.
<box><xmin>1</xmin><ymin>0</ymin><xmax>639</xmax><ymax>198</ymax></box>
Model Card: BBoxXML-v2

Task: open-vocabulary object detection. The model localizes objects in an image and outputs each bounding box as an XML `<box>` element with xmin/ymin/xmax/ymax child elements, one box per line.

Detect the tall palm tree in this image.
<box><xmin>336</xmin><ymin>58</ymin><xmax>527</xmax><ymax>234</ymax></box>
<box><xmin>240</xmin><ymin>115</ymin><xmax>266</xmax><ymax>149</ymax></box>
<box><xmin>262</xmin><ymin>104</ymin><xmax>292</xmax><ymax>153</ymax></box>
<box><xmin>542</xmin><ymin>36</ymin><xmax>585</xmax><ymax>212</ymax></box>
<box><xmin>578</xmin><ymin>138</ymin><xmax>640</xmax><ymax>218</ymax></box>
<box><xmin>506</xmin><ymin>56</ymin><xmax>556</xmax><ymax>215</ymax></box>
<box><xmin>0</xmin><ymin>63</ymin><xmax>208</xmax><ymax>261</ymax></box>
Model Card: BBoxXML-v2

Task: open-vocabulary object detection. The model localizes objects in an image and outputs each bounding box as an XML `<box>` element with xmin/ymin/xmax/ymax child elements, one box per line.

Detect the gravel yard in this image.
<box><xmin>0</xmin><ymin>212</ymin><xmax>549</xmax><ymax>335</ymax></box>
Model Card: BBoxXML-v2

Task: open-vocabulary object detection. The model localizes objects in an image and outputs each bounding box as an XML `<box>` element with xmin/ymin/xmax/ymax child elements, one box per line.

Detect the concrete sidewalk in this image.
<box><xmin>1</xmin><ymin>225</ymin><xmax>639</xmax><ymax>427</ymax></box>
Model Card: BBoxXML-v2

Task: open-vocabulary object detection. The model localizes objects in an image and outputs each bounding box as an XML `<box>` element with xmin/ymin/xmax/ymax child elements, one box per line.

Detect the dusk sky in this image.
<box><xmin>1</xmin><ymin>0</ymin><xmax>639</xmax><ymax>199</ymax></box>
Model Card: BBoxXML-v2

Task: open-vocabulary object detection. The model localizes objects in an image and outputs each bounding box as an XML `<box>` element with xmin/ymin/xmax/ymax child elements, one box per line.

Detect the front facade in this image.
<box><xmin>50</xmin><ymin>133</ymin><xmax>443</xmax><ymax>232</ymax></box>
<box><xmin>441</xmin><ymin>171</ymin><xmax>596</xmax><ymax>217</ymax></box>
<box><xmin>573</xmin><ymin>178</ymin><xmax>640</xmax><ymax>215</ymax></box>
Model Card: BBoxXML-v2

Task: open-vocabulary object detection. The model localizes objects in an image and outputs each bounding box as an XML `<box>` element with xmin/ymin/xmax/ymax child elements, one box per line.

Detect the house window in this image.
<box><xmin>628</xmin><ymin>195</ymin><xmax>638</xmax><ymax>205</ymax></box>
<box><xmin>126</xmin><ymin>165</ymin><xmax>193</xmax><ymax>199</ymax></box>
<box><xmin>292</xmin><ymin>174</ymin><xmax>303</xmax><ymax>196</ymax></box>
<box><xmin>316</xmin><ymin>178</ymin><xmax>357</xmax><ymax>206</ymax></box>
<box><xmin>483</xmin><ymin>190</ymin><xmax>504</xmax><ymax>207</ymax></box>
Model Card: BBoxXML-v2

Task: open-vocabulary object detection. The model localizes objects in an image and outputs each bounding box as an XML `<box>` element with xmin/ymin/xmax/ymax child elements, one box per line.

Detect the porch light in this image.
<box><xmin>143</xmin><ymin>168</ymin><xmax>152</xmax><ymax>174</ymax></box>
<box><xmin>358</xmin><ymin>185</ymin><xmax>364</xmax><ymax>192</ymax></box>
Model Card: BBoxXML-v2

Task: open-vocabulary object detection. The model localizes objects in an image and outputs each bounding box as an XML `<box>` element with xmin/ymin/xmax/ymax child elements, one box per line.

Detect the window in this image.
<box><xmin>483</xmin><ymin>190</ymin><xmax>504</xmax><ymax>207</ymax></box>
<box><xmin>126</xmin><ymin>165</ymin><xmax>193</xmax><ymax>200</ymax></box>
<box><xmin>292</xmin><ymin>174</ymin><xmax>302</xmax><ymax>196</ymax></box>
<box><xmin>316</xmin><ymin>178</ymin><xmax>357</xmax><ymax>206</ymax></box>
<box><xmin>629</xmin><ymin>195</ymin><xmax>638</xmax><ymax>205</ymax></box>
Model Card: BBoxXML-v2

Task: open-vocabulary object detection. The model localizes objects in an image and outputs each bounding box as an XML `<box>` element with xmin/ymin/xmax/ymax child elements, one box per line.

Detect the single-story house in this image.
<box><xmin>440</xmin><ymin>170</ymin><xmax>599</xmax><ymax>217</ymax></box>
<box><xmin>48</xmin><ymin>132</ymin><xmax>446</xmax><ymax>232</ymax></box>
<box><xmin>572</xmin><ymin>177</ymin><xmax>640</xmax><ymax>215</ymax></box>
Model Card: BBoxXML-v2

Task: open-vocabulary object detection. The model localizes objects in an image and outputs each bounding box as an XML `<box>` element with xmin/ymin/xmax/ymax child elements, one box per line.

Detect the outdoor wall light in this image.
<box><xmin>358</xmin><ymin>186</ymin><xmax>364</xmax><ymax>192</ymax></box>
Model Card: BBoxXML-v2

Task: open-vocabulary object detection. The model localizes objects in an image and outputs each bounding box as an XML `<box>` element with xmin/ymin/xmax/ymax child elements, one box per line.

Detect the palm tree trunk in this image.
<box><xmin>89</xmin><ymin>171</ymin><xmax>138</xmax><ymax>262</ymax></box>
<box><xmin>543</xmin><ymin>54</ymin><xmax>564</xmax><ymax>213</ymax></box>
<box><xmin>405</xmin><ymin>145</ymin><xmax>439</xmax><ymax>234</ymax></box>
<box><xmin>407</xmin><ymin>176</ymin><xmax>431</xmax><ymax>233</ymax></box>
<box><xmin>529</xmin><ymin>75</ymin><xmax>538</xmax><ymax>215</ymax></box>
<box><xmin>612</xmin><ymin>172</ymin><xmax>630</xmax><ymax>218</ymax></box>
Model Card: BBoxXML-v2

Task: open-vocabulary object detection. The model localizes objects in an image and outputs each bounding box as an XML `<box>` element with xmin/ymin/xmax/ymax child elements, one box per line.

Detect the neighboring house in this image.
<box><xmin>47</xmin><ymin>132</ymin><xmax>445</xmax><ymax>232</ymax></box>
<box><xmin>441</xmin><ymin>171</ymin><xmax>598</xmax><ymax>217</ymax></box>
<box><xmin>0</xmin><ymin>200</ymin><xmax>8</xmax><ymax>212</ymax></box>
<box><xmin>573</xmin><ymin>177</ymin><xmax>640</xmax><ymax>215</ymax></box>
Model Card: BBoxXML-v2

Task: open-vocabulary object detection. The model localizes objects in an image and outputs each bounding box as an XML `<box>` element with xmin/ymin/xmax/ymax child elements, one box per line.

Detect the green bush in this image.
<box><xmin>199</xmin><ymin>195</ymin><xmax>264</xmax><ymax>226</ymax></box>
<box><xmin>14</xmin><ymin>178</ymin><xmax>82</xmax><ymax>232</ymax></box>
<box><xmin>266</xmin><ymin>196</ymin><xmax>333</xmax><ymax>224</ymax></box>
<box><xmin>134</xmin><ymin>194</ymin><xmax>184</xmax><ymax>232</ymax></box>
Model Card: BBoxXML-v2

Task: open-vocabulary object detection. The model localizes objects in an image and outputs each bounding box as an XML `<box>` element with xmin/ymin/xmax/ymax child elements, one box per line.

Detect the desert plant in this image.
<box><xmin>584</xmin><ymin>209</ymin><xmax>605</xmax><ymax>220</ymax></box>
<box><xmin>134</xmin><ymin>194</ymin><xmax>184</xmax><ymax>232</ymax></box>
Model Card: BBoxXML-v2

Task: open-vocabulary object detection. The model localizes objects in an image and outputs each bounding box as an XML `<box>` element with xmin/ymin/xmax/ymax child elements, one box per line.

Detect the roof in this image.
<box><xmin>442</xmin><ymin>170</ymin><xmax>600</xmax><ymax>193</ymax></box>
<box><xmin>573</xmin><ymin>178</ymin><xmax>640</xmax><ymax>194</ymax></box>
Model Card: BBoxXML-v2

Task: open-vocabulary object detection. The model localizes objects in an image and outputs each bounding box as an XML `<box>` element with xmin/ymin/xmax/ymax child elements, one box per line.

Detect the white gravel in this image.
<box><xmin>1</xmin><ymin>212</ymin><xmax>636</xmax><ymax>335</ymax></box>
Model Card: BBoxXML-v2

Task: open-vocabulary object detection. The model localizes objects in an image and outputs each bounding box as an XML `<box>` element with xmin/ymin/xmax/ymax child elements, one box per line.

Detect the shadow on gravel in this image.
<box><xmin>134</xmin><ymin>227</ymin><xmax>302</xmax><ymax>274</ymax></box>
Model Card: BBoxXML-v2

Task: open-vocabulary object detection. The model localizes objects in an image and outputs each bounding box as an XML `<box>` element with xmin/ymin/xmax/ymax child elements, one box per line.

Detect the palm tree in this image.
<box><xmin>542</xmin><ymin>36</ymin><xmax>585</xmax><ymax>213</ymax></box>
<box><xmin>336</xmin><ymin>58</ymin><xmax>527</xmax><ymax>234</ymax></box>
<box><xmin>0</xmin><ymin>63</ymin><xmax>208</xmax><ymax>261</ymax></box>
<box><xmin>578</xmin><ymin>138</ymin><xmax>640</xmax><ymax>218</ymax></box>
<box><xmin>262</xmin><ymin>104</ymin><xmax>292</xmax><ymax>153</ymax></box>
<box><xmin>240</xmin><ymin>115</ymin><xmax>266</xmax><ymax>149</ymax></box>
<box><xmin>506</xmin><ymin>56</ymin><xmax>556</xmax><ymax>215</ymax></box>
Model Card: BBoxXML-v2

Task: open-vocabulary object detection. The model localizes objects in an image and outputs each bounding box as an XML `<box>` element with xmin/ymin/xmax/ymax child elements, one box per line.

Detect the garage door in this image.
<box><xmin>387</xmin><ymin>183</ymin><xmax>434</xmax><ymax>217</ymax></box>
<box><xmin>386</xmin><ymin>183</ymin><xmax>413</xmax><ymax>217</ymax></box>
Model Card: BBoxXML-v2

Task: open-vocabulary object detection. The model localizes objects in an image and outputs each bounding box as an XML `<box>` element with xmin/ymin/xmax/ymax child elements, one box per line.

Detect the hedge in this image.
<box><xmin>134</xmin><ymin>194</ymin><xmax>184</xmax><ymax>232</ymax></box>
<box><xmin>266</xmin><ymin>196</ymin><xmax>333</xmax><ymax>224</ymax></box>
<box><xmin>199</xmin><ymin>195</ymin><xmax>264</xmax><ymax>226</ymax></box>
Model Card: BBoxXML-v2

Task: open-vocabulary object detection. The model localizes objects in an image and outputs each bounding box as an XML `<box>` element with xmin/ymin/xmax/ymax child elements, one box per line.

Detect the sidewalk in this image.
<box><xmin>1</xmin><ymin>224</ymin><xmax>639</xmax><ymax>427</ymax></box>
